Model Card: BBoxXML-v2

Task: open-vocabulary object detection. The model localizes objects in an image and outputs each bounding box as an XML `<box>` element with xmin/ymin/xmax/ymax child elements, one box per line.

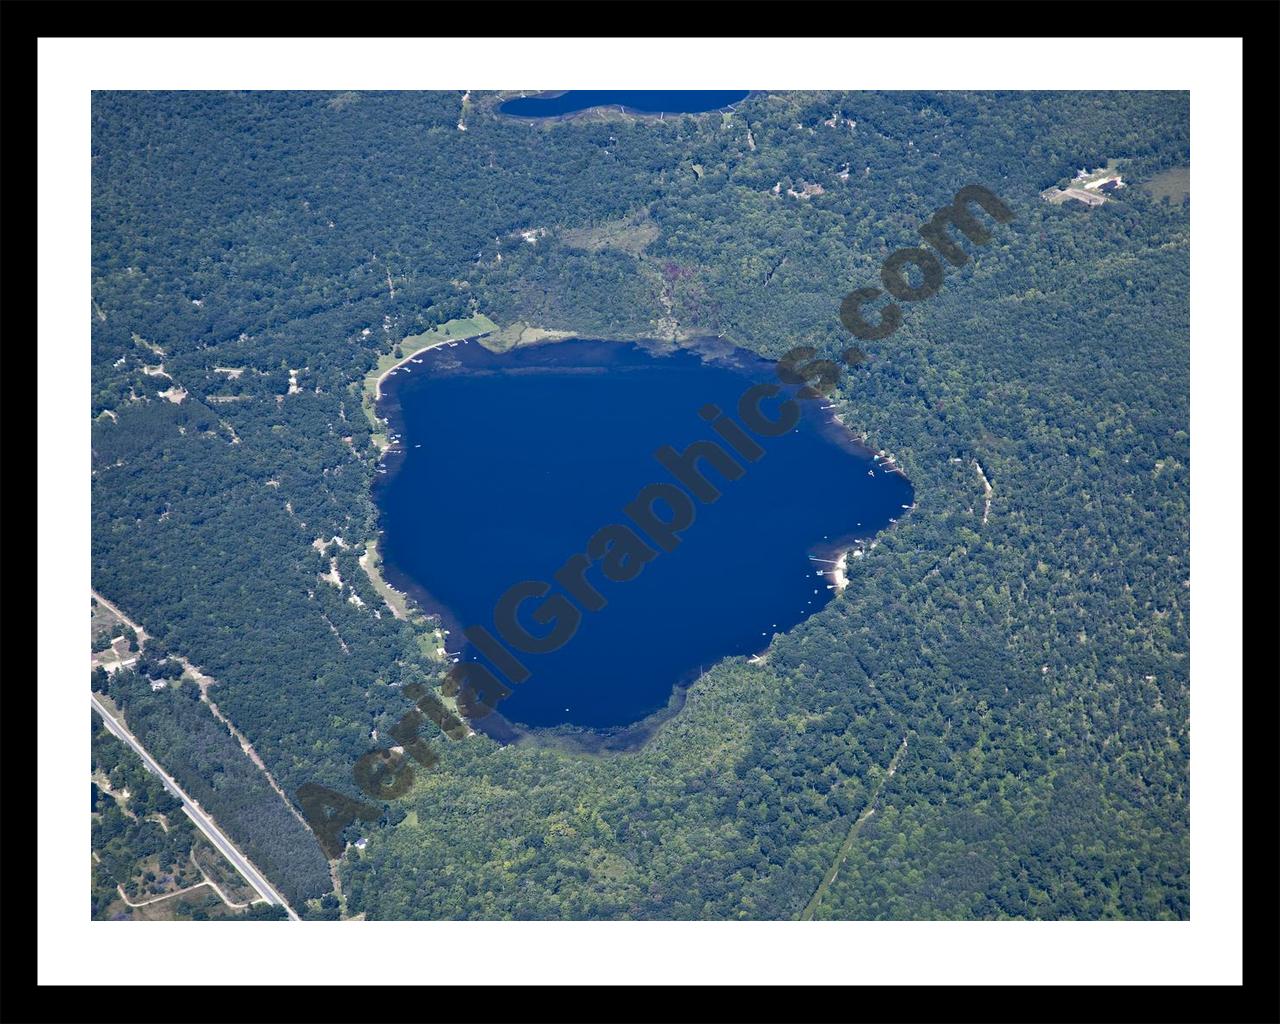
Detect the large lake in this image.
<box><xmin>375</xmin><ymin>338</ymin><xmax>912</xmax><ymax>737</ymax></box>
<box><xmin>499</xmin><ymin>90</ymin><xmax>749</xmax><ymax>118</ymax></box>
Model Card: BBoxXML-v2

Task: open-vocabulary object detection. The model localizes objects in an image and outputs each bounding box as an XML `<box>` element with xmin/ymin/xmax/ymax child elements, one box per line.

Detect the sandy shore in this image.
<box><xmin>372</xmin><ymin>335</ymin><xmax>468</xmax><ymax>404</ymax></box>
<box><xmin>828</xmin><ymin>550</ymin><xmax>851</xmax><ymax>592</ymax></box>
<box><xmin>358</xmin><ymin>540</ymin><xmax>410</xmax><ymax>621</ymax></box>
<box><xmin>364</xmin><ymin>325</ymin><xmax>499</xmax><ymax>443</ymax></box>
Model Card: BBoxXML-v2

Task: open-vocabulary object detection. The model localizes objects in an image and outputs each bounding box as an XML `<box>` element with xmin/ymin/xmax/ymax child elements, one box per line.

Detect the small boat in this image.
<box><xmin>867</xmin><ymin>469</ymin><xmax>875</xmax><ymax>476</ymax></box>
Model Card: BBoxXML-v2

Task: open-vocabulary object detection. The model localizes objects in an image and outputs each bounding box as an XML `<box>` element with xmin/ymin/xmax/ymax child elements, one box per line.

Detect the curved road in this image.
<box><xmin>91</xmin><ymin>692</ymin><xmax>300</xmax><ymax>921</ymax></box>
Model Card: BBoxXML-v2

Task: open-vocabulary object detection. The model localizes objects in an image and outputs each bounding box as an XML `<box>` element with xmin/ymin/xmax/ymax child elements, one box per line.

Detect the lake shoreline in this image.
<box><xmin>494</xmin><ymin>89</ymin><xmax>757</xmax><ymax>124</ymax></box>
<box><xmin>365</xmin><ymin>318</ymin><xmax>501</xmax><ymax>430</ymax></box>
<box><xmin>372</xmin><ymin>333</ymin><xmax>913</xmax><ymax>755</ymax></box>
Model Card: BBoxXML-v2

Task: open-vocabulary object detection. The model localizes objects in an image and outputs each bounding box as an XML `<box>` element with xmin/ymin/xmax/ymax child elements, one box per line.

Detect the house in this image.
<box><xmin>1084</xmin><ymin>174</ymin><xmax>1124</xmax><ymax>192</ymax></box>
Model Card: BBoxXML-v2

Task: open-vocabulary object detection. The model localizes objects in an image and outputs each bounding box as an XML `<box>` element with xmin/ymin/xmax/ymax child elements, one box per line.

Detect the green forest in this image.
<box><xmin>94</xmin><ymin>669</ymin><xmax>332</xmax><ymax>909</ymax></box>
<box><xmin>91</xmin><ymin>90</ymin><xmax>1189</xmax><ymax>919</ymax></box>
<box><xmin>91</xmin><ymin>712</ymin><xmax>291</xmax><ymax>920</ymax></box>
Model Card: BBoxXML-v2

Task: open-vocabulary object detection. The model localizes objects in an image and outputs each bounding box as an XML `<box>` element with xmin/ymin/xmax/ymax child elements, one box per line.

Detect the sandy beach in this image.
<box><xmin>373</xmin><ymin>336</ymin><xmax>465</xmax><ymax>404</ymax></box>
<box><xmin>828</xmin><ymin>550</ymin><xmax>851</xmax><ymax>592</ymax></box>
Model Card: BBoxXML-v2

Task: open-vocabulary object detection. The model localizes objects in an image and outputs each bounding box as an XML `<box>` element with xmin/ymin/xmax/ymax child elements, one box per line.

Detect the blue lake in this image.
<box><xmin>499</xmin><ymin>90</ymin><xmax>749</xmax><ymax>118</ymax></box>
<box><xmin>374</xmin><ymin>338</ymin><xmax>912</xmax><ymax>737</ymax></box>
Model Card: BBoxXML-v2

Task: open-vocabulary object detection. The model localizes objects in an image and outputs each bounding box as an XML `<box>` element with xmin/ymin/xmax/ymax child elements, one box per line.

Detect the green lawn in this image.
<box><xmin>361</xmin><ymin>313</ymin><xmax>500</xmax><ymax>426</ymax></box>
<box><xmin>1141</xmin><ymin>166</ymin><xmax>1190</xmax><ymax>204</ymax></box>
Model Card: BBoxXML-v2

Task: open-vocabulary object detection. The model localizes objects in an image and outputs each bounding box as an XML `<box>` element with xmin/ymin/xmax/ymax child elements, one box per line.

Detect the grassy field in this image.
<box><xmin>479</xmin><ymin>321</ymin><xmax>578</xmax><ymax>354</ymax></box>
<box><xmin>398</xmin><ymin>311</ymin><xmax>499</xmax><ymax>353</ymax></box>
<box><xmin>91</xmin><ymin>599</ymin><xmax>125</xmax><ymax>649</ymax></box>
<box><xmin>364</xmin><ymin>314</ymin><xmax>499</xmax><ymax>393</ymax></box>
<box><xmin>360</xmin><ymin>313</ymin><xmax>500</xmax><ymax>428</ymax></box>
<box><xmin>112</xmin><ymin>884</ymin><xmax>243</xmax><ymax>921</ymax></box>
<box><xmin>561</xmin><ymin>208</ymin><xmax>660</xmax><ymax>256</ymax></box>
<box><xmin>91</xmin><ymin>597</ymin><xmax>138</xmax><ymax>666</ymax></box>
<box><xmin>1141</xmin><ymin>166</ymin><xmax>1190</xmax><ymax>204</ymax></box>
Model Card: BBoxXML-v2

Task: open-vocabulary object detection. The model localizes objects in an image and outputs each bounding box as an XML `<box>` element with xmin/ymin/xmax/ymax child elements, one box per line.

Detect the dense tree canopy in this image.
<box><xmin>92</xmin><ymin>90</ymin><xmax>1189</xmax><ymax>919</ymax></box>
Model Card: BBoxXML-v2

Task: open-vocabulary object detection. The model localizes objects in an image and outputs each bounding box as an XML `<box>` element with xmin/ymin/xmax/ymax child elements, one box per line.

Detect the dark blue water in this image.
<box><xmin>375</xmin><ymin>338</ymin><xmax>912</xmax><ymax>733</ymax></box>
<box><xmin>499</xmin><ymin>91</ymin><xmax>749</xmax><ymax>118</ymax></box>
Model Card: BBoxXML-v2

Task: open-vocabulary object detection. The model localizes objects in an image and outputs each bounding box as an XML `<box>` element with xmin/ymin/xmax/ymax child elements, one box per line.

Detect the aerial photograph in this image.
<box><xmin>88</xmin><ymin>88</ymin><xmax>1190</xmax><ymax>923</ymax></box>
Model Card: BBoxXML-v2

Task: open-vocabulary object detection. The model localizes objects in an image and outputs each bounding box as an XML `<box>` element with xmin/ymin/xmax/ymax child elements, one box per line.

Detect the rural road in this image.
<box><xmin>90</xmin><ymin>692</ymin><xmax>300</xmax><ymax>921</ymax></box>
<box><xmin>91</xmin><ymin>589</ymin><xmax>150</xmax><ymax>646</ymax></box>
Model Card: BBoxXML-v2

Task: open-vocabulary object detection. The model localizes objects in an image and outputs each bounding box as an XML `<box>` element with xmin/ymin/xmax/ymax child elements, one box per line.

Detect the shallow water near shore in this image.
<box><xmin>374</xmin><ymin>337</ymin><xmax>912</xmax><ymax>734</ymax></box>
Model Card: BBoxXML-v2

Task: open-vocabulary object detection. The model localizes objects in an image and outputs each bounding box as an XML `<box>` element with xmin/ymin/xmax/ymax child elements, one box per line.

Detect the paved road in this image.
<box><xmin>91</xmin><ymin>692</ymin><xmax>300</xmax><ymax>921</ymax></box>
